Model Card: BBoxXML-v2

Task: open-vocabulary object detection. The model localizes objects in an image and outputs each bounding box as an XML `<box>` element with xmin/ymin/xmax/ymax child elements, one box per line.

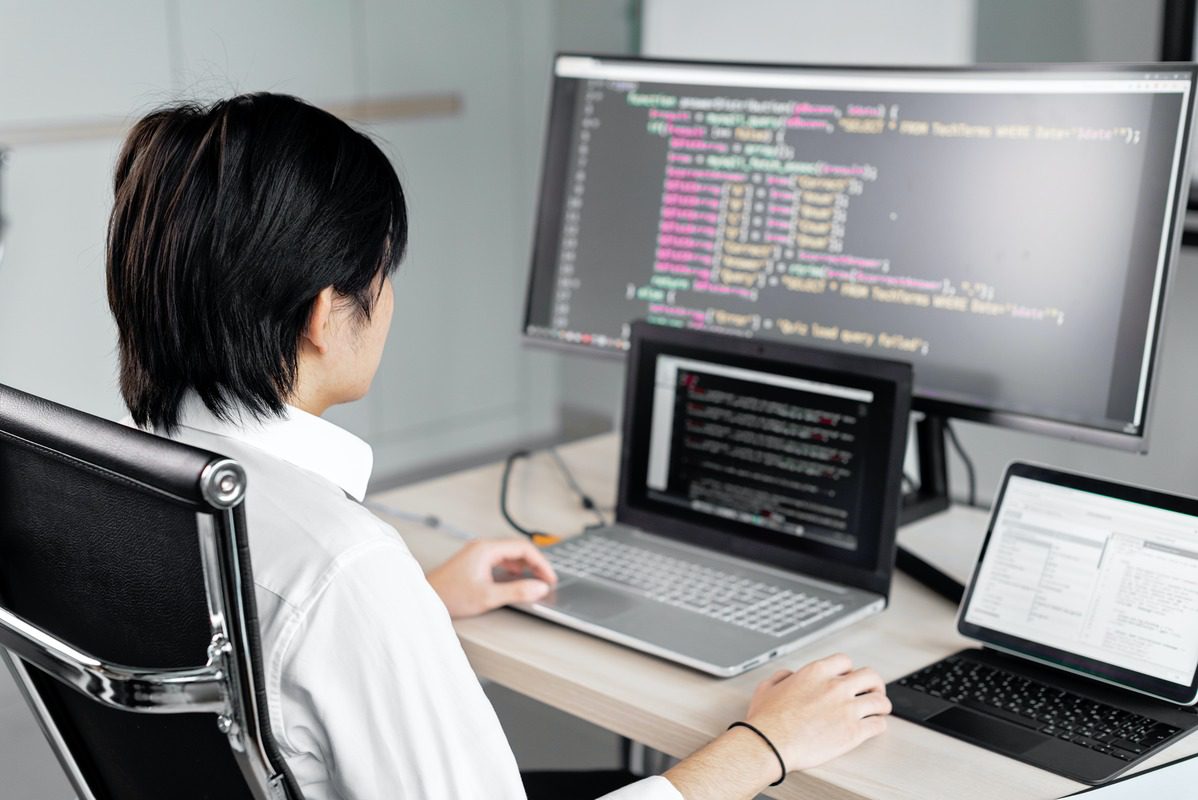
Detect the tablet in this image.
<box><xmin>959</xmin><ymin>462</ymin><xmax>1198</xmax><ymax>705</ymax></box>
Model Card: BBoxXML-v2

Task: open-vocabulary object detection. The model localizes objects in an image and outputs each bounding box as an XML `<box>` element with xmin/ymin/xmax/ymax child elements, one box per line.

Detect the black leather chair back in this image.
<box><xmin>0</xmin><ymin>383</ymin><xmax>299</xmax><ymax>800</ymax></box>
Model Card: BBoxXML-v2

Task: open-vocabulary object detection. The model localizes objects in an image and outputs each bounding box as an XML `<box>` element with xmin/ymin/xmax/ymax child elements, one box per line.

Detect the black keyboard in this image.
<box><xmin>896</xmin><ymin>655</ymin><xmax>1184</xmax><ymax>761</ymax></box>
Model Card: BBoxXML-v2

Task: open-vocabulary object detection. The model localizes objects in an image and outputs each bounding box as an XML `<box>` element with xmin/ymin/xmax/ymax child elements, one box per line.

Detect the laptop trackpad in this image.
<box><xmin>540</xmin><ymin>581</ymin><xmax>640</xmax><ymax>623</ymax></box>
<box><xmin>927</xmin><ymin>707</ymin><xmax>1040</xmax><ymax>755</ymax></box>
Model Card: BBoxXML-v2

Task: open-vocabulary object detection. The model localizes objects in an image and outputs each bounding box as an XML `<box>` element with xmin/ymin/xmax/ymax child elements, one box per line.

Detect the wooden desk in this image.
<box><xmin>368</xmin><ymin>433</ymin><xmax>1198</xmax><ymax>799</ymax></box>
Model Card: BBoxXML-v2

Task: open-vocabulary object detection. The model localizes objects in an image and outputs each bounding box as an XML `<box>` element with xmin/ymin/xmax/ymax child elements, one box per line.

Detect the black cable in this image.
<box><xmin>500</xmin><ymin>450</ymin><xmax>543</xmax><ymax>540</ymax></box>
<box><xmin>944</xmin><ymin>422</ymin><xmax>977</xmax><ymax>507</ymax></box>
<box><xmin>547</xmin><ymin>446</ymin><xmax>609</xmax><ymax>527</ymax></box>
<box><xmin>501</xmin><ymin>448</ymin><xmax>606</xmax><ymax>544</ymax></box>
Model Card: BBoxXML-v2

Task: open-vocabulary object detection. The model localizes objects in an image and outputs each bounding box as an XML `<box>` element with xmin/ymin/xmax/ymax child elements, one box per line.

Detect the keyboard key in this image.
<box><xmin>547</xmin><ymin>536</ymin><xmax>843</xmax><ymax>636</ymax></box>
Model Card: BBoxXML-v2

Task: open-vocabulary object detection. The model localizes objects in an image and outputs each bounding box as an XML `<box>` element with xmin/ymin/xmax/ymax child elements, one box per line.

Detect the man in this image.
<box><xmin>107</xmin><ymin>92</ymin><xmax>890</xmax><ymax>800</ymax></box>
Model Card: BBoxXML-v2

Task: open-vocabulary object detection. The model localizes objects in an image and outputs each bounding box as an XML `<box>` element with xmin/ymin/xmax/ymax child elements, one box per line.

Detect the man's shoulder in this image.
<box><xmin>175</xmin><ymin>429</ymin><xmax>413</xmax><ymax>609</ymax></box>
<box><xmin>245</xmin><ymin>476</ymin><xmax>413</xmax><ymax>613</ymax></box>
<box><xmin>130</xmin><ymin>419</ymin><xmax>418</xmax><ymax>612</ymax></box>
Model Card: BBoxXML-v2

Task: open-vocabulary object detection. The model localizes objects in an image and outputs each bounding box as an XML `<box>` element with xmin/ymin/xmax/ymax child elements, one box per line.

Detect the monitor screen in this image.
<box><xmin>524</xmin><ymin>56</ymin><xmax>1197</xmax><ymax>447</ymax></box>
<box><xmin>959</xmin><ymin>465</ymin><xmax>1198</xmax><ymax>703</ymax></box>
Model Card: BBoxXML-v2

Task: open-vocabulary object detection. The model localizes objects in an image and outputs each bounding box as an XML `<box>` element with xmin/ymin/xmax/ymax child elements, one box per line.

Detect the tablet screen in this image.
<box><xmin>959</xmin><ymin>465</ymin><xmax>1198</xmax><ymax>704</ymax></box>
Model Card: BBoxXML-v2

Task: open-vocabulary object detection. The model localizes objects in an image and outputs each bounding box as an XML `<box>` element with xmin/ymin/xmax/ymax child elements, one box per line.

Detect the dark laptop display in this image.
<box><xmin>618</xmin><ymin>320</ymin><xmax>912</xmax><ymax>597</ymax></box>
<box><xmin>642</xmin><ymin>354</ymin><xmax>875</xmax><ymax>551</ymax></box>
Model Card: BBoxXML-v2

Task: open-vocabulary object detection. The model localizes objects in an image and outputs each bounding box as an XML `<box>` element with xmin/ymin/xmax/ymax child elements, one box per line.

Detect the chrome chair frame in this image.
<box><xmin>0</xmin><ymin>456</ymin><xmax>294</xmax><ymax>800</ymax></box>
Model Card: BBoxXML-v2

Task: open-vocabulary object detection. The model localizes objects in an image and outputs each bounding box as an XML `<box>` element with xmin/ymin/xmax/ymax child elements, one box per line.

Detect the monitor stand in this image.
<box><xmin>896</xmin><ymin>414</ymin><xmax>967</xmax><ymax>604</ymax></box>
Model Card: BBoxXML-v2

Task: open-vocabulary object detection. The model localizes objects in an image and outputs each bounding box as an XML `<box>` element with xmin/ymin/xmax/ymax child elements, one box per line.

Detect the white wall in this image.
<box><xmin>976</xmin><ymin>0</ymin><xmax>1162</xmax><ymax>62</ymax></box>
<box><xmin>643</xmin><ymin>0</ymin><xmax>976</xmax><ymax>64</ymax></box>
<box><xmin>0</xmin><ymin>0</ymin><xmax>601</xmax><ymax>486</ymax></box>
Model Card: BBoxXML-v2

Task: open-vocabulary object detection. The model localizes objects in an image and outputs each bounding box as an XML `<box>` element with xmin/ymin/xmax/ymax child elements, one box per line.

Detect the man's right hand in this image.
<box><xmin>663</xmin><ymin>654</ymin><xmax>891</xmax><ymax>800</ymax></box>
<box><xmin>743</xmin><ymin>653</ymin><xmax>891</xmax><ymax>771</ymax></box>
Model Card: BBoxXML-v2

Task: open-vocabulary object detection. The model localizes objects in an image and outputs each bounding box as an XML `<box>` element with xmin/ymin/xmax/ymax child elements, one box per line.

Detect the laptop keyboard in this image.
<box><xmin>896</xmin><ymin>655</ymin><xmax>1185</xmax><ymax>760</ymax></box>
<box><xmin>546</xmin><ymin>535</ymin><xmax>844</xmax><ymax>637</ymax></box>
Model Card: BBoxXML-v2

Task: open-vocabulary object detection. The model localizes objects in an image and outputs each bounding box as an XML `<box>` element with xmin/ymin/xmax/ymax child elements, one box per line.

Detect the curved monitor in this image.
<box><xmin>523</xmin><ymin>55</ymin><xmax>1198</xmax><ymax>450</ymax></box>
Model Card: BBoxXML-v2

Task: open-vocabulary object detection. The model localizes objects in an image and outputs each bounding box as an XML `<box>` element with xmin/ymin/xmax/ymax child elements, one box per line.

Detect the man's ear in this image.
<box><xmin>302</xmin><ymin>287</ymin><xmax>336</xmax><ymax>355</ymax></box>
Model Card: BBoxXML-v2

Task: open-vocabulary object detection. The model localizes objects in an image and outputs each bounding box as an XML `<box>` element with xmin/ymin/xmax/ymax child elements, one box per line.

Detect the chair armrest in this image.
<box><xmin>0</xmin><ymin>604</ymin><xmax>229</xmax><ymax>715</ymax></box>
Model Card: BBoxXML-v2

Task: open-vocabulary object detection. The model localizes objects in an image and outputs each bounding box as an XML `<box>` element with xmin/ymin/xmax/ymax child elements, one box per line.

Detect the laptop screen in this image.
<box><xmin>960</xmin><ymin>464</ymin><xmax>1198</xmax><ymax>704</ymax></box>
<box><xmin>618</xmin><ymin>321</ymin><xmax>912</xmax><ymax>596</ymax></box>
<box><xmin>643</xmin><ymin>354</ymin><xmax>875</xmax><ymax>552</ymax></box>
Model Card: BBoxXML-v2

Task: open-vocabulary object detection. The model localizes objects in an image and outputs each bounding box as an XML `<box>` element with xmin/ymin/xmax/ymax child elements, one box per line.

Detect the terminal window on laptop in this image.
<box><xmin>518</xmin><ymin>321</ymin><xmax>912</xmax><ymax>677</ymax></box>
<box><xmin>891</xmin><ymin>462</ymin><xmax>1198</xmax><ymax>784</ymax></box>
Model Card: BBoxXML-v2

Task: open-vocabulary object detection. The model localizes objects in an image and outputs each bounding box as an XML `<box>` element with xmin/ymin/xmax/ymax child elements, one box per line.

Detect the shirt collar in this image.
<box><xmin>171</xmin><ymin>394</ymin><xmax>373</xmax><ymax>501</ymax></box>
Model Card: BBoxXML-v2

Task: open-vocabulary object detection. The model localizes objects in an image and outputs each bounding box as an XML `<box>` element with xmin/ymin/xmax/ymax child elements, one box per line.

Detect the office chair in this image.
<box><xmin>0</xmin><ymin>383</ymin><xmax>301</xmax><ymax>800</ymax></box>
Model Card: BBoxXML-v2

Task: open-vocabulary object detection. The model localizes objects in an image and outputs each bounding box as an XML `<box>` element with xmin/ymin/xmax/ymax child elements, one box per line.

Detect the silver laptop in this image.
<box><xmin>519</xmin><ymin>321</ymin><xmax>912</xmax><ymax>677</ymax></box>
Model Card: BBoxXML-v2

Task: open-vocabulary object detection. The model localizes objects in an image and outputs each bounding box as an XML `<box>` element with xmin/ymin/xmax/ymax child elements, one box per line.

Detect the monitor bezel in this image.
<box><xmin>957</xmin><ymin>461</ymin><xmax>1198</xmax><ymax>706</ymax></box>
<box><xmin>522</xmin><ymin>54</ymin><xmax>1198</xmax><ymax>453</ymax></box>
<box><xmin>615</xmin><ymin>320</ymin><xmax>912</xmax><ymax>598</ymax></box>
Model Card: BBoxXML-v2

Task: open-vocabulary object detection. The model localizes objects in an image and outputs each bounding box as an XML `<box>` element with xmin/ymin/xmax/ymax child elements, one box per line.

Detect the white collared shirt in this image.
<box><xmin>141</xmin><ymin>397</ymin><xmax>681</xmax><ymax>800</ymax></box>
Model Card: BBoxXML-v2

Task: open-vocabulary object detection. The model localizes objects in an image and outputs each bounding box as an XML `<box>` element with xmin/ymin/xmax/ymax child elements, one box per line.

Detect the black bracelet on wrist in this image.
<box><xmin>727</xmin><ymin>720</ymin><xmax>787</xmax><ymax>787</ymax></box>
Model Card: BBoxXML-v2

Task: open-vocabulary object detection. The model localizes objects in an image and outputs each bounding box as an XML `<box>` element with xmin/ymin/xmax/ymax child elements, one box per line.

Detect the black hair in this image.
<box><xmin>106</xmin><ymin>92</ymin><xmax>407</xmax><ymax>432</ymax></box>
